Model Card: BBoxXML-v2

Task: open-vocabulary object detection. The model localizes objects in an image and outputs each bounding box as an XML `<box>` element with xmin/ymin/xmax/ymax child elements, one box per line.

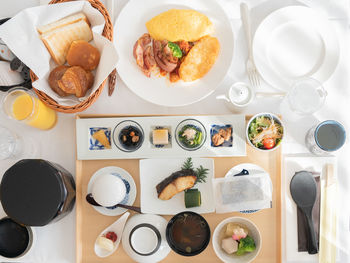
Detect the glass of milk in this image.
<box><xmin>280</xmin><ymin>78</ymin><xmax>326</xmax><ymax>121</ymax></box>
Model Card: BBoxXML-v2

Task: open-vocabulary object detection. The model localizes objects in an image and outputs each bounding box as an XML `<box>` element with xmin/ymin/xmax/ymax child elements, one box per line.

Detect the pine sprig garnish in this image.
<box><xmin>181</xmin><ymin>157</ymin><xmax>194</xmax><ymax>170</ymax></box>
<box><xmin>181</xmin><ymin>158</ymin><xmax>208</xmax><ymax>185</ymax></box>
<box><xmin>195</xmin><ymin>165</ymin><xmax>208</xmax><ymax>184</ymax></box>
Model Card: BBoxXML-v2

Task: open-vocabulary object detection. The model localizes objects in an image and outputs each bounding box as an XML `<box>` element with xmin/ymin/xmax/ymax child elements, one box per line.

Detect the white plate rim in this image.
<box><xmin>114</xmin><ymin>0</ymin><xmax>234</xmax><ymax>107</ymax></box>
<box><xmin>253</xmin><ymin>5</ymin><xmax>339</xmax><ymax>91</ymax></box>
<box><xmin>87</xmin><ymin>166</ymin><xmax>137</xmax><ymax>216</ymax></box>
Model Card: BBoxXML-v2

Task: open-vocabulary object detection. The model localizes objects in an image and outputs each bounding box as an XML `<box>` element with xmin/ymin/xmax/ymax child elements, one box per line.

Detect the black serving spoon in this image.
<box><xmin>86</xmin><ymin>193</ymin><xmax>141</xmax><ymax>214</ymax></box>
<box><xmin>290</xmin><ymin>171</ymin><xmax>318</xmax><ymax>254</ymax></box>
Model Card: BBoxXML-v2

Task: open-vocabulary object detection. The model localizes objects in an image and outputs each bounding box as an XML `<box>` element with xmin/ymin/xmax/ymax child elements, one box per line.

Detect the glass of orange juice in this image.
<box><xmin>2</xmin><ymin>87</ymin><xmax>57</xmax><ymax>130</ymax></box>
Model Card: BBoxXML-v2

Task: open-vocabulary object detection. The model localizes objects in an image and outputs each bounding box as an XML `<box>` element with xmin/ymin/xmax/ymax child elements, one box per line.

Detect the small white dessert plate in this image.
<box><xmin>94</xmin><ymin>212</ymin><xmax>130</xmax><ymax>258</ymax></box>
<box><xmin>122</xmin><ymin>214</ymin><xmax>170</xmax><ymax>263</ymax></box>
<box><xmin>87</xmin><ymin>166</ymin><xmax>137</xmax><ymax>216</ymax></box>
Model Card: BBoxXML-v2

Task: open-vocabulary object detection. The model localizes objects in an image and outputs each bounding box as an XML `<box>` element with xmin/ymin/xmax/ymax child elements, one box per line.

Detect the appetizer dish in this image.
<box><xmin>150</xmin><ymin>126</ymin><xmax>171</xmax><ymax>148</ymax></box>
<box><xmin>94</xmin><ymin>212</ymin><xmax>130</xmax><ymax>258</ymax></box>
<box><xmin>133</xmin><ymin>9</ymin><xmax>220</xmax><ymax>82</ymax></box>
<box><xmin>37</xmin><ymin>13</ymin><xmax>100</xmax><ymax>98</ymax></box>
<box><xmin>213</xmin><ymin>217</ymin><xmax>261</xmax><ymax>262</ymax></box>
<box><xmin>176</xmin><ymin>119</ymin><xmax>206</xmax><ymax>151</ymax></box>
<box><xmin>211</xmin><ymin>125</ymin><xmax>233</xmax><ymax>147</ymax></box>
<box><xmin>166</xmin><ymin>211</ymin><xmax>210</xmax><ymax>256</ymax></box>
<box><xmin>247</xmin><ymin>113</ymin><xmax>284</xmax><ymax>151</ymax></box>
<box><xmin>156</xmin><ymin>158</ymin><xmax>208</xmax><ymax>209</ymax></box>
<box><xmin>89</xmin><ymin>127</ymin><xmax>111</xmax><ymax>150</ymax></box>
<box><xmin>97</xmin><ymin>231</ymin><xmax>118</xmax><ymax>252</ymax></box>
<box><xmin>113</xmin><ymin>120</ymin><xmax>144</xmax><ymax>152</ymax></box>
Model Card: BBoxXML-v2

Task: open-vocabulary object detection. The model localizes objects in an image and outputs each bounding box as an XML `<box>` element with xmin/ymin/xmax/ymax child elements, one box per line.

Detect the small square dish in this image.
<box><xmin>210</xmin><ymin>125</ymin><xmax>233</xmax><ymax>147</ymax></box>
<box><xmin>89</xmin><ymin>127</ymin><xmax>111</xmax><ymax>150</ymax></box>
<box><xmin>150</xmin><ymin>126</ymin><xmax>172</xmax><ymax>148</ymax></box>
<box><xmin>139</xmin><ymin>158</ymin><xmax>215</xmax><ymax>215</ymax></box>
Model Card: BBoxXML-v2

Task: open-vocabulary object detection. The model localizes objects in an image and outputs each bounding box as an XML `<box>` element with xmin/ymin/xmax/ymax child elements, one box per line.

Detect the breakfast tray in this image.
<box><xmin>75</xmin><ymin>115</ymin><xmax>282</xmax><ymax>263</ymax></box>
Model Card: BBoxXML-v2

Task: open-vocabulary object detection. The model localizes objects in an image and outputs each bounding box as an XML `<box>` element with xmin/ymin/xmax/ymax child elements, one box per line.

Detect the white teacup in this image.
<box><xmin>91</xmin><ymin>173</ymin><xmax>126</xmax><ymax>207</ymax></box>
<box><xmin>216</xmin><ymin>82</ymin><xmax>255</xmax><ymax>112</ymax></box>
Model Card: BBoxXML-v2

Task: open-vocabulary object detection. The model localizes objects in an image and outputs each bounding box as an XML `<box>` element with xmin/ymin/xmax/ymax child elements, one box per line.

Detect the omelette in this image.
<box><xmin>146</xmin><ymin>9</ymin><xmax>214</xmax><ymax>42</ymax></box>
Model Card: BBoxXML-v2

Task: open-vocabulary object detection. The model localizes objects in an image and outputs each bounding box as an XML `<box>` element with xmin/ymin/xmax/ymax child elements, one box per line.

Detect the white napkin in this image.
<box><xmin>282</xmin><ymin>155</ymin><xmax>338</xmax><ymax>263</ymax></box>
<box><xmin>214</xmin><ymin>173</ymin><xmax>272</xmax><ymax>213</ymax></box>
<box><xmin>0</xmin><ymin>1</ymin><xmax>118</xmax><ymax>106</ymax></box>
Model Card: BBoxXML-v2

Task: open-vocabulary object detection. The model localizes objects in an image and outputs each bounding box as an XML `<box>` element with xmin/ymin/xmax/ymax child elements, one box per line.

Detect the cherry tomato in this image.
<box><xmin>263</xmin><ymin>138</ymin><xmax>275</xmax><ymax>149</ymax></box>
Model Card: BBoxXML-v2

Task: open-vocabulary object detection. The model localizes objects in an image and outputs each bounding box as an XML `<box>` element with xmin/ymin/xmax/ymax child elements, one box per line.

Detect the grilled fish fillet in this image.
<box><xmin>156</xmin><ymin>169</ymin><xmax>197</xmax><ymax>200</ymax></box>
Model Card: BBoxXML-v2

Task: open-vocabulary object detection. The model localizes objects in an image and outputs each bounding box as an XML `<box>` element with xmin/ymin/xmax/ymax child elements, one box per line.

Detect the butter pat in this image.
<box><xmin>152</xmin><ymin>129</ymin><xmax>169</xmax><ymax>145</ymax></box>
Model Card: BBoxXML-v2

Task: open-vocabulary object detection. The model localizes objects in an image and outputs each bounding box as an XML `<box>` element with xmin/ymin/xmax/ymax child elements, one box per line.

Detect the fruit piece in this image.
<box><xmin>184</xmin><ymin>188</ymin><xmax>201</xmax><ymax>208</ymax></box>
<box><xmin>263</xmin><ymin>138</ymin><xmax>275</xmax><ymax>149</ymax></box>
<box><xmin>221</xmin><ymin>237</ymin><xmax>238</xmax><ymax>254</ymax></box>
<box><xmin>97</xmin><ymin>236</ymin><xmax>114</xmax><ymax>252</ymax></box>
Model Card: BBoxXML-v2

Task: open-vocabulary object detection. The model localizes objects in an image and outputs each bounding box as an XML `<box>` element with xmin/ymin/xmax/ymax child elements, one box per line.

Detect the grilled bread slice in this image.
<box><xmin>156</xmin><ymin>169</ymin><xmax>197</xmax><ymax>200</ymax></box>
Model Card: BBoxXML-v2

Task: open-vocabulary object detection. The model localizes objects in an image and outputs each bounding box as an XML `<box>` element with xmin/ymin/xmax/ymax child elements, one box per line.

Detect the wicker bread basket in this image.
<box><xmin>30</xmin><ymin>0</ymin><xmax>115</xmax><ymax>113</ymax></box>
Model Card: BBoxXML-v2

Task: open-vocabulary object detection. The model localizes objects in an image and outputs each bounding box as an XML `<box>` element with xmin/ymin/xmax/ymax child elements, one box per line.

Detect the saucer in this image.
<box><xmin>122</xmin><ymin>214</ymin><xmax>170</xmax><ymax>263</ymax></box>
<box><xmin>87</xmin><ymin>166</ymin><xmax>136</xmax><ymax>216</ymax></box>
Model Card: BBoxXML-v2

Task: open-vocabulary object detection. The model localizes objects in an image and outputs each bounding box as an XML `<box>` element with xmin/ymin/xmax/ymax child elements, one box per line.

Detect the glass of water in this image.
<box><xmin>0</xmin><ymin>126</ymin><xmax>22</xmax><ymax>160</ymax></box>
<box><xmin>280</xmin><ymin>78</ymin><xmax>327</xmax><ymax>120</ymax></box>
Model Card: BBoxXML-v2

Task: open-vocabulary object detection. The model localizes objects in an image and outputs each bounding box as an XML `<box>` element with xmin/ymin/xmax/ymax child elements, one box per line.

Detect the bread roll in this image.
<box><xmin>67</xmin><ymin>40</ymin><xmax>100</xmax><ymax>70</ymax></box>
<box><xmin>48</xmin><ymin>65</ymin><xmax>69</xmax><ymax>97</ymax></box>
<box><xmin>86</xmin><ymin>70</ymin><xmax>94</xmax><ymax>89</ymax></box>
<box><xmin>58</xmin><ymin>66</ymin><xmax>89</xmax><ymax>97</ymax></box>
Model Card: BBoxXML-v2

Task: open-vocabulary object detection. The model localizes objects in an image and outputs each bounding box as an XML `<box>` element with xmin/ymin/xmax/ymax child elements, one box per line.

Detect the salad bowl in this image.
<box><xmin>246</xmin><ymin>113</ymin><xmax>284</xmax><ymax>152</ymax></box>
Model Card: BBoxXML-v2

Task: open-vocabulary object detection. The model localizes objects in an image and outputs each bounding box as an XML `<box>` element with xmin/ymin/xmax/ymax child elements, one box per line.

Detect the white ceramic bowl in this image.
<box><xmin>212</xmin><ymin>217</ymin><xmax>261</xmax><ymax>263</ymax></box>
<box><xmin>246</xmin><ymin>113</ymin><xmax>284</xmax><ymax>152</ymax></box>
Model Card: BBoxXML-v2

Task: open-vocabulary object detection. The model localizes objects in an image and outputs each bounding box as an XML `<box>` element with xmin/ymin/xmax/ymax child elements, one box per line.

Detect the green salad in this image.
<box><xmin>248</xmin><ymin>115</ymin><xmax>283</xmax><ymax>150</ymax></box>
<box><xmin>178</xmin><ymin>125</ymin><xmax>203</xmax><ymax>148</ymax></box>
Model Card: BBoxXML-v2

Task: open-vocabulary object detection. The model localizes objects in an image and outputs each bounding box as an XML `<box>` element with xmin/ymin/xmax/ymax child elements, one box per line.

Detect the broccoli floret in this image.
<box><xmin>236</xmin><ymin>236</ymin><xmax>256</xmax><ymax>256</ymax></box>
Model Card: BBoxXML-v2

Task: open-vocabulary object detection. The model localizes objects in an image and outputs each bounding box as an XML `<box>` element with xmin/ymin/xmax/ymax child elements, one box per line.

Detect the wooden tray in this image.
<box><xmin>76</xmin><ymin>115</ymin><xmax>282</xmax><ymax>263</ymax></box>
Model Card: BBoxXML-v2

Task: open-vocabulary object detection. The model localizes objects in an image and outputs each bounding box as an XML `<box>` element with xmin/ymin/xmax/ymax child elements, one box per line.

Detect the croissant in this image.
<box><xmin>49</xmin><ymin>65</ymin><xmax>94</xmax><ymax>98</ymax></box>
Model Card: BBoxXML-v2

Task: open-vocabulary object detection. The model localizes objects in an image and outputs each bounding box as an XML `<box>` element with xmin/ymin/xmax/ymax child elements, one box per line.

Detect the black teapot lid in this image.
<box><xmin>0</xmin><ymin>159</ymin><xmax>65</xmax><ymax>226</ymax></box>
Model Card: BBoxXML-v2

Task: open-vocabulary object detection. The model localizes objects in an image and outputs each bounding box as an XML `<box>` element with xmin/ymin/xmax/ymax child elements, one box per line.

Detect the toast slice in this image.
<box><xmin>41</xmin><ymin>19</ymin><xmax>93</xmax><ymax>65</ymax></box>
<box><xmin>37</xmin><ymin>12</ymin><xmax>88</xmax><ymax>35</ymax></box>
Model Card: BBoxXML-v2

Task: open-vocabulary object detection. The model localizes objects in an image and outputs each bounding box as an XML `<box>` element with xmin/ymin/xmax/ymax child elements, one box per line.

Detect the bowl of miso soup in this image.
<box><xmin>166</xmin><ymin>211</ymin><xmax>210</xmax><ymax>256</ymax></box>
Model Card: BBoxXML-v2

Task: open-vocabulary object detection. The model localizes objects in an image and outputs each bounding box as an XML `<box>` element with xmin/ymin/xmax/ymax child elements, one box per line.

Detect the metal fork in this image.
<box><xmin>240</xmin><ymin>3</ymin><xmax>261</xmax><ymax>89</ymax></box>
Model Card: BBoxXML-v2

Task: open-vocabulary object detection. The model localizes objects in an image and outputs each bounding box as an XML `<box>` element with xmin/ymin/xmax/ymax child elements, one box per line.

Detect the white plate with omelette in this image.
<box><xmin>115</xmin><ymin>0</ymin><xmax>234</xmax><ymax>107</ymax></box>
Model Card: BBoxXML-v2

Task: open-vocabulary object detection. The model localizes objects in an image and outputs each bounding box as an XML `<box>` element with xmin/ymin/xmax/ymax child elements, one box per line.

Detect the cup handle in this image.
<box><xmin>216</xmin><ymin>94</ymin><xmax>230</xmax><ymax>102</ymax></box>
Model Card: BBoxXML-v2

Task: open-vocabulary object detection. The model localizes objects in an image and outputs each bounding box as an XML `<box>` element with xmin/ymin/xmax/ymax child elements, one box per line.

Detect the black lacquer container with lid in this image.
<box><xmin>0</xmin><ymin>159</ymin><xmax>76</xmax><ymax>226</ymax></box>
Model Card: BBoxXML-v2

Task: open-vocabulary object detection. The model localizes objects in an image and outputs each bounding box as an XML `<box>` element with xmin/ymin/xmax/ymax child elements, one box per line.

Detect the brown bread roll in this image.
<box><xmin>58</xmin><ymin>66</ymin><xmax>89</xmax><ymax>97</ymax></box>
<box><xmin>48</xmin><ymin>65</ymin><xmax>69</xmax><ymax>97</ymax></box>
<box><xmin>66</xmin><ymin>40</ymin><xmax>100</xmax><ymax>71</ymax></box>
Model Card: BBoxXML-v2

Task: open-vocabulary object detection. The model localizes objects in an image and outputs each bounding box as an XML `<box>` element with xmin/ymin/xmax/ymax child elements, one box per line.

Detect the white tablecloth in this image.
<box><xmin>0</xmin><ymin>0</ymin><xmax>349</xmax><ymax>262</ymax></box>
